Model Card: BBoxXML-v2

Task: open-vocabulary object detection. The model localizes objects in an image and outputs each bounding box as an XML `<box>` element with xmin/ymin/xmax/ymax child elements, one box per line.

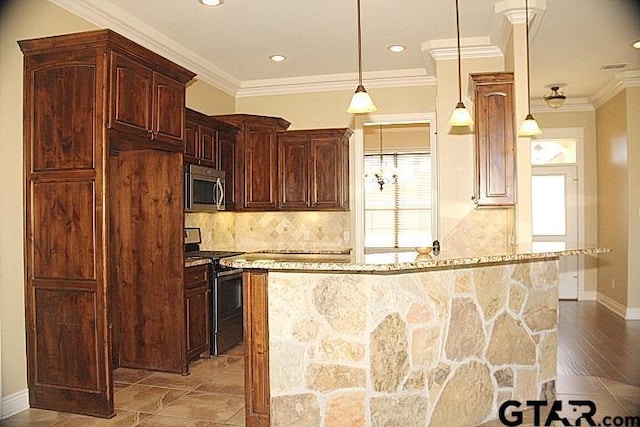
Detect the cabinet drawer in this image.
<box><xmin>184</xmin><ymin>265</ymin><xmax>209</xmax><ymax>288</ymax></box>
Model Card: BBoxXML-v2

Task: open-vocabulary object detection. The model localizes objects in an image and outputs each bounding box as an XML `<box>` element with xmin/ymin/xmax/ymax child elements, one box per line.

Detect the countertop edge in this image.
<box><xmin>220</xmin><ymin>247</ymin><xmax>610</xmax><ymax>273</ymax></box>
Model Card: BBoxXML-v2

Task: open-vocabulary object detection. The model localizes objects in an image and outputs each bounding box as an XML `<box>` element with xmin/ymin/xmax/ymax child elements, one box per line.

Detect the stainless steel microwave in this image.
<box><xmin>185</xmin><ymin>164</ymin><xmax>225</xmax><ymax>212</ymax></box>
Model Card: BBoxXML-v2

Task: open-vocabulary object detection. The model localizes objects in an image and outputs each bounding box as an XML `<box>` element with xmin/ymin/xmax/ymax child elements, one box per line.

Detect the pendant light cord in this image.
<box><xmin>455</xmin><ymin>0</ymin><xmax>463</xmax><ymax>103</ymax></box>
<box><xmin>525</xmin><ymin>0</ymin><xmax>532</xmax><ymax>114</ymax></box>
<box><xmin>356</xmin><ymin>0</ymin><xmax>363</xmax><ymax>86</ymax></box>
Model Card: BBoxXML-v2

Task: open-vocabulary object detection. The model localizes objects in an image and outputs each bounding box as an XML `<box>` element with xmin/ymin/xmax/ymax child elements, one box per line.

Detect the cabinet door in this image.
<box><xmin>184</xmin><ymin>120</ymin><xmax>199</xmax><ymax>163</ymax></box>
<box><xmin>219</xmin><ymin>131</ymin><xmax>237</xmax><ymax>210</ymax></box>
<box><xmin>474</xmin><ymin>80</ymin><xmax>516</xmax><ymax>206</ymax></box>
<box><xmin>109</xmin><ymin>52</ymin><xmax>153</xmax><ymax>136</ymax></box>
<box><xmin>199</xmin><ymin>125</ymin><xmax>217</xmax><ymax>168</ymax></box>
<box><xmin>244</xmin><ymin>123</ymin><xmax>278</xmax><ymax>210</ymax></box>
<box><xmin>278</xmin><ymin>136</ymin><xmax>310</xmax><ymax>209</ymax></box>
<box><xmin>151</xmin><ymin>72</ymin><xmax>185</xmax><ymax>147</ymax></box>
<box><xmin>184</xmin><ymin>265</ymin><xmax>209</xmax><ymax>363</ymax></box>
<box><xmin>311</xmin><ymin>137</ymin><xmax>347</xmax><ymax>209</ymax></box>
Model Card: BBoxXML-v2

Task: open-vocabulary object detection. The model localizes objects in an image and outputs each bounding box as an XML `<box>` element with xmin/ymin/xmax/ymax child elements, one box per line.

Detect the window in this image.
<box><xmin>364</xmin><ymin>152</ymin><xmax>432</xmax><ymax>249</ymax></box>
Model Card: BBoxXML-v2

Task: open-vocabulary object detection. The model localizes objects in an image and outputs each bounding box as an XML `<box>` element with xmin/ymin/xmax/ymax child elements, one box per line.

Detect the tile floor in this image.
<box><xmin>0</xmin><ymin>345</ymin><xmax>246</xmax><ymax>426</ymax></box>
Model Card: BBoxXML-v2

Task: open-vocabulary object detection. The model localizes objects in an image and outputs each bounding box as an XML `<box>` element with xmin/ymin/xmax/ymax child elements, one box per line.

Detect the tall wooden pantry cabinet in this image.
<box><xmin>19</xmin><ymin>29</ymin><xmax>195</xmax><ymax>418</ymax></box>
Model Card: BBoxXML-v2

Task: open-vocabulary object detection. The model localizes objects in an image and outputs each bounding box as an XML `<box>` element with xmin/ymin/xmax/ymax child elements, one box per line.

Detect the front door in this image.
<box><xmin>531</xmin><ymin>165</ymin><xmax>579</xmax><ymax>299</ymax></box>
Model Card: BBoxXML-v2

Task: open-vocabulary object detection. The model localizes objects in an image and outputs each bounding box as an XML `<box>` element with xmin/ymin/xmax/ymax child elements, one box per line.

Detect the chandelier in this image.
<box><xmin>369</xmin><ymin>125</ymin><xmax>397</xmax><ymax>191</ymax></box>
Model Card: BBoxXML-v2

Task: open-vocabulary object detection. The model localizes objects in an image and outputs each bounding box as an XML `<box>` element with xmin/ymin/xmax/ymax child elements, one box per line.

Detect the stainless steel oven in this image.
<box><xmin>185</xmin><ymin>228</ymin><xmax>243</xmax><ymax>355</ymax></box>
<box><xmin>185</xmin><ymin>164</ymin><xmax>225</xmax><ymax>212</ymax></box>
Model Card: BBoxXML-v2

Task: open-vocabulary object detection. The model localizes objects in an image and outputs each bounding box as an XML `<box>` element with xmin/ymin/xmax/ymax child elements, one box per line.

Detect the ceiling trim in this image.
<box><xmin>421</xmin><ymin>37</ymin><xmax>503</xmax><ymax>76</ymax></box>
<box><xmin>531</xmin><ymin>98</ymin><xmax>594</xmax><ymax>114</ymax></box>
<box><xmin>591</xmin><ymin>70</ymin><xmax>640</xmax><ymax>109</ymax></box>
<box><xmin>237</xmin><ymin>69</ymin><xmax>436</xmax><ymax>98</ymax></box>
<box><xmin>49</xmin><ymin>0</ymin><xmax>241</xmax><ymax>96</ymax></box>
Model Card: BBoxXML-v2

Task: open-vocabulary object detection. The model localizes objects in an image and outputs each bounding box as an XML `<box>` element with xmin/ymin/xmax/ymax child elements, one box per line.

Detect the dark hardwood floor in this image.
<box><xmin>558</xmin><ymin>301</ymin><xmax>640</xmax><ymax>386</ymax></box>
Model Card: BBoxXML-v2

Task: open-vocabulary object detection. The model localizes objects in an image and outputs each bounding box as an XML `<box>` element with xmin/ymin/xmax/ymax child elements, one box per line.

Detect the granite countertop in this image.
<box><xmin>184</xmin><ymin>256</ymin><xmax>212</xmax><ymax>268</ymax></box>
<box><xmin>220</xmin><ymin>245</ymin><xmax>610</xmax><ymax>273</ymax></box>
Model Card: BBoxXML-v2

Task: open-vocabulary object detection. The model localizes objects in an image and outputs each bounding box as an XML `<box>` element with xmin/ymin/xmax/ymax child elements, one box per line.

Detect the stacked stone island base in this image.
<box><xmin>267</xmin><ymin>261</ymin><xmax>558</xmax><ymax>426</ymax></box>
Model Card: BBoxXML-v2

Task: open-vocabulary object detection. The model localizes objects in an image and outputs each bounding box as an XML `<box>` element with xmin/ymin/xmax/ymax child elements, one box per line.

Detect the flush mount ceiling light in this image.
<box><xmin>269</xmin><ymin>55</ymin><xmax>287</xmax><ymax>62</ymax></box>
<box><xmin>544</xmin><ymin>86</ymin><xmax>566</xmax><ymax>108</ymax></box>
<box><xmin>347</xmin><ymin>0</ymin><xmax>377</xmax><ymax>114</ymax></box>
<box><xmin>449</xmin><ymin>0</ymin><xmax>474</xmax><ymax>127</ymax></box>
<box><xmin>518</xmin><ymin>0</ymin><xmax>542</xmax><ymax>136</ymax></box>
<box><xmin>633</xmin><ymin>40</ymin><xmax>640</xmax><ymax>49</ymax></box>
<box><xmin>388</xmin><ymin>45</ymin><xmax>406</xmax><ymax>53</ymax></box>
<box><xmin>199</xmin><ymin>0</ymin><xmax>223</xmax><ymax>5</ymax></box>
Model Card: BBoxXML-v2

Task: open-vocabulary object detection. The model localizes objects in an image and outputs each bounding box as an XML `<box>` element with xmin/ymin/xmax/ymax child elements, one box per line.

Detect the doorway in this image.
<box><xmin>352</xmin><ymin>113</ymin><xmax>438</xmax><ymax>256</ymax></box>
<box><xmin>530</xmin><ymin>130</ymin><xmax>584</xmax><ymax>300</ymax></box>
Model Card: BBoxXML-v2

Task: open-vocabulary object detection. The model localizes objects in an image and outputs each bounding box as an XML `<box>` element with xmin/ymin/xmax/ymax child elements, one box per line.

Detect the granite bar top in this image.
<box><xmin>220</xmin><ymin>245</ymin><xmax>609</xmax><ymax>273</ymax></box>
<box><xmin>184</xmin><ymin>257</ymin><xmax>212</xmax><ymax>268</ymax></box>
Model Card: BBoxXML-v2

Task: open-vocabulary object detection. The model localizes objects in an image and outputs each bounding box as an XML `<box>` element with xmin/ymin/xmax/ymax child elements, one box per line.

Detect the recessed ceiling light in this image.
<box><xmin>633</xmin><ymin>40</ymin><xmax>640</xmax><ymax>49</ymax></box>
<box><xmin>269</xmin><ymin>55</ymin><xmax>287</xmax><ymax>62</ymax></box>
<box><xmin>388</xmin><ymin>45</ymin><xmax>406</xmax><ymax>53</ymax></box>
<box><xmin>199</xmin><ymin>0</ymin><xmax>223</xmax><ymax>6</ymax></box>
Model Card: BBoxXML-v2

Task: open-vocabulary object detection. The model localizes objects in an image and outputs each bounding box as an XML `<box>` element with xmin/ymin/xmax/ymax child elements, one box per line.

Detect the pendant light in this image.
<box><xmin>449</xmin><ymin>0</ymin><xmax>474</xmax><ymax>127</ymax></box>
<box><xmin>518</xmin><ymin>0</ymin><xmax>542</xmax><ymax>136</ymax></box>
<box><xmin>347</xmin><ymin>0</ymin><xmax>377</xmax><ymax>114</ymax></box>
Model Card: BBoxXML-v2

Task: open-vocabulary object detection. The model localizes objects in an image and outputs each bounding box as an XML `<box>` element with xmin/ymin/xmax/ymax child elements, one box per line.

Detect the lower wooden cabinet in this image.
<box><xmin>184</xmin><ymin>264</ymin><xmax>210</xmax><ymax>363</ymax></box>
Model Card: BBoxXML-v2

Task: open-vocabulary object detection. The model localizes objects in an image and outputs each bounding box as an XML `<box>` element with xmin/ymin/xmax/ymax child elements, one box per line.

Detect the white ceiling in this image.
<box><xmin>53</xmin><ymin>0</ymin><xmax>640</xmax><ymax>108</ymax></box>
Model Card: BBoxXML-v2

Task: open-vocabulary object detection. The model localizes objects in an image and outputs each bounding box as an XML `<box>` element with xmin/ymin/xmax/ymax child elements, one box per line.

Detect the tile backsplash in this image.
<box><xmin>185</xmin><ymin>211</ymin><xmax>351</xmax><ymax>252</ymax></box>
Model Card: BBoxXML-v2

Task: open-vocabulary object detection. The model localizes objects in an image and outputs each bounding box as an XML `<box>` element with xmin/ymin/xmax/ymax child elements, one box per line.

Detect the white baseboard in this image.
<box><xmin>596</xmin><ymin>293</ymin><xmax>640</xmax><ymax>320</ymax></box>
<box><xmin>579</xmin><ymin>290</ymin><xmax>597</xmax><ymax>301</ymax></box>
<box><xmin>626</xmin><ymin>308</ymin><xmax>640</xmax><ymax>320</ymax></box>
<box><xmin>1</xmin><ymin>389</ymin><xmax>29</xmax><ymax>420</ymax></box>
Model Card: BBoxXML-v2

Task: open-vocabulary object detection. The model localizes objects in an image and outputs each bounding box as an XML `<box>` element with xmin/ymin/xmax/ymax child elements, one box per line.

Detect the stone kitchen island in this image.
<box><xmin>221</xmin><ymin>246</ymin><xmax>608</xmax><ymax>426</ymax></box>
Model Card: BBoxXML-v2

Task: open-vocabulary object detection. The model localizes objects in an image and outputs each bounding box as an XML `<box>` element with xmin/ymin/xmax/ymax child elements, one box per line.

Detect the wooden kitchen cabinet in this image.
<box><xmin>213</xmin><ymin>114</ymin><xmax>290</xmax><ymax>210</ymax></box>
<box><xmin>19</xmin><ymin>29</ymin><xmax>194</xmax><ymax>418</ymax></box>
<box><xmin>218</xmin><ymin>127</ymin><xmax>238</xmax><ymax>210</ymax></box>
<box><xmin>109</xmin><ymin>51</ymin><xmax>187</xmax><ymax>151</ymax></box>
<box><xmin>278</xmin><ymin>128</ymin><xmax>352</xmax><ymax>210</ymax></box>
<box><xmin>184</xmin><ymin>264</ymin><xmax>210</xmax><ymax>363</ymax></box>
<box><xmin>470</xmin><ymin>72</ymin><xmax>516</xmax><ymax>206</ymax></box>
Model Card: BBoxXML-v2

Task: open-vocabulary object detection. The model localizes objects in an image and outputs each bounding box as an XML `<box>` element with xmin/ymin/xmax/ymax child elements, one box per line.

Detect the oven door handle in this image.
<box><xmin>215</xmin><ymin>268</ymin><xmax>242</xmax><ymax>278</ymax></box>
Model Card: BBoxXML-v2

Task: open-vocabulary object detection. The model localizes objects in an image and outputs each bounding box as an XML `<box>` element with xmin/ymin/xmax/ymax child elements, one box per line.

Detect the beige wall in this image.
<box><xmin>627</xmin><ymin>87</ymin><xmax>640</xmax><ymax>310</ymax></box>
<box><xmin>236</xmin><ymin>85</ymin><xmax>436</xmax><ymax>131</ymax></box>
<box><xmin>596</xmin><ymin>91</ymin><xmax>628</xmax><ymax>306</ymax></box>
<box><xmin>186</xmin><ymin>79</ymin><xmax>235</xmax><ymax>115</ymax></box>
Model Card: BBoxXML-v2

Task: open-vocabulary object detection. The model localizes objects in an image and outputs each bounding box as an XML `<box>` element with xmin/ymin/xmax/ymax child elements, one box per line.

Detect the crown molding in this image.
<box><xmin>591</xmin><ymin>70</ymin><xmax>640</xmax><ymax>109</ymax></box>
<box><xmin>237</xmin><ymin>69</ymin><xmax>436</xmax><ymax>98</ymax></box>
<box><xmin>494</xmin><ymin>0</ymin><xmax>547</xmax><ymax>54</ymax></box>
<box><xmin>531</xmin><ymin>97</ymin><xmax>594</xmax><ymax>114</ymax></box>
<box><xmin>49</xmin><ymin>0</ymin><xmax>240</xmax><ymax>96</ymax></box>
<box><xmin>421</xmin><ymin>37</ymin><xmax>503</xmax><ymax>76</ymax></box>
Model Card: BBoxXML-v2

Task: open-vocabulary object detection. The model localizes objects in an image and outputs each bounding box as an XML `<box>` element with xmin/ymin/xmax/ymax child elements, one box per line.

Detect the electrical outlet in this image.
<box><xmin>611</xmin><ymin>278</ymin><xmax>616</xmax><ymax>289</ymax></box>
<box><xmin>343</xmin><ymin>231</ymin><xmax>350</xmax><ymax>241</ymax></box>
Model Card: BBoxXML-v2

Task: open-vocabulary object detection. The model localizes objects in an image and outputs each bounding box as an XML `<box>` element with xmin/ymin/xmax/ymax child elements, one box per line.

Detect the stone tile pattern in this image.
<box><xmin>268</xmin><ymin>260</ymin><xmax>559</xmax><ymax>426</ymax></box>
<box><xmin>185</xmin><ymin>211</ymin><xmax>350</xmax><ymax>252</ymax></box>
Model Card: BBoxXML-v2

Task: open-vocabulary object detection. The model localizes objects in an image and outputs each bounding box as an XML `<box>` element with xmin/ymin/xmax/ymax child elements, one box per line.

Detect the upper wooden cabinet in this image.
<box><xmin>213</xmin><ymin>114</ymin><xmax>291</xmax><ymax>211</ymax></box>
<box><xmin>108</xmin><ymin>52</ymin><xmax>187</xmax><ymax>149</ymax></box>
<box><xmin>185</xmin><ymin>108</ymin><xmax>238</xmax><ymax>169</ymax></box>
<box><xmin>19</xmin><ymin>29</ymin><xmax>194</xmax><ymax>418</ymax></box>
<box><xmin>470</xmin><ymin>72</ymin><xmax>516</xmax><ymax>206</ymax></box>
<box><xmin>278</xmin><ymin>128</ymin><xmax>352</xmax><ymax>210</ymax></box>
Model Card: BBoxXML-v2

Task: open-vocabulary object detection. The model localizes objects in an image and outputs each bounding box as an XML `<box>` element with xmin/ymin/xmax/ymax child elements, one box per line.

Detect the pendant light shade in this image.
<box><xmin>518</xmin><ymin>0</ymin><xmax>542</xmax><ymax>137</ymax></box>
<box><xmin>519</xmin><ymin>113</ymin><xmax>542</xmax><ymax>136</ymax></box>
<box><xmin>348</xmin><ymin>85</ymin><xmax>377</xmax><ymax>114</ymax></box>
<box><xmin>449</xmin><ymin>0</ymin><xmax>474</xmax><ymax>127</ymax></box>
<box><xmin>347</xmin><ymin>0</ymin><xmax>377</xmax><ymax>114</ymax></box>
